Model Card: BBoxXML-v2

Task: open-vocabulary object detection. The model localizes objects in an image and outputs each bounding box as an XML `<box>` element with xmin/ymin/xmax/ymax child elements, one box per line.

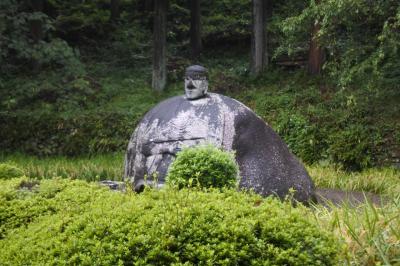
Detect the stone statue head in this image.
<box><xmin>184</xmin><ymin>65</ymin><xmax>208</xmax><ymax>100</ymax></box>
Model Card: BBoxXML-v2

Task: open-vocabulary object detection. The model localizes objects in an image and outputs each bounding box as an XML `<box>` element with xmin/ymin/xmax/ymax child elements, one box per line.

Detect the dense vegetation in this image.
<box><xmin>0</xmin><ymin>1</ymin><xmax>399</xmax><ymax>264</ymax></box>
<box><xmin>1</xmin><ymin>177</ymin><xmax>342</xmax><ymax>265</ymax></box>
<box><xmin>0</xmin><ymin>158</ymin><xmax>399</xmax><ymax>265</ymax></box>
<box><xmin>1</xmin><ymin>154</ymin><xmax>399</xmax><ymax>197</ymax></box>
<box><xmin>1</xmin><ymin>0</ymin><xmax>399</xmax><ymax>169</ymax></box>
<box><xmin>166</xmin><ymin>145</ymin><xmax>239</xmax><ymax>189</ymax></box>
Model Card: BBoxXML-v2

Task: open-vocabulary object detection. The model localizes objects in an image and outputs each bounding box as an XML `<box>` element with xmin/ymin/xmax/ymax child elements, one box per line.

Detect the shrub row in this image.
<box><xmin>0</xmin><ymin>178</ymin><xmax>342</xmax><ymax>265</ymax></box>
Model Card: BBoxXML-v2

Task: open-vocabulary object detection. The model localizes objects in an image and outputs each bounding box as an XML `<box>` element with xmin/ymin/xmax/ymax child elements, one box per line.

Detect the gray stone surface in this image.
<box><xmin>99</xmin><ymin>180</ymin><xmax>125</xmax><ymax>191</ymax></box>
<box><xmin>124</xmin><ymin>92</ymin><xmax>315</xmax><ymax>203</ymax></box>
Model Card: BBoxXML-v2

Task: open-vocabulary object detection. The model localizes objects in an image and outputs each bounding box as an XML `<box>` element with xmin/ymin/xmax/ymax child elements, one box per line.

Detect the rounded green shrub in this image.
<box><xmin>166</xmin><ymin>144</ymin><xmax>239</xmax><ymax>189</ymax></box>
<box><xmin>0</xmin><ymin>163</ymin><xmax>24</xmax><ymax>179</ymax></box>
<box><xmin>0</xmin><ymin>178</ymin><xmax>342</xmax><ymax>265</ymax></box>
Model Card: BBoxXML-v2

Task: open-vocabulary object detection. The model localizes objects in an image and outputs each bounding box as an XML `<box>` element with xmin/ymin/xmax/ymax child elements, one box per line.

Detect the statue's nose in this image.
<box><xmin>187</xmin><ymin>80</ymin><xmax>195</xmax><ymax>89</ymax></box>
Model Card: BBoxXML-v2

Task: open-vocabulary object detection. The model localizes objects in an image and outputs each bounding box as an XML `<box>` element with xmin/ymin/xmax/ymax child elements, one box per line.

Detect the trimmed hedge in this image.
<box><xmin>0</xmin><ymin>177</ymin><xmax>342</xmax><ymax>265</ymax></box>
<box><xmin>167</xmin><ymin>145</ymin><xmax>239</xmax><ymax>189</ymax></box>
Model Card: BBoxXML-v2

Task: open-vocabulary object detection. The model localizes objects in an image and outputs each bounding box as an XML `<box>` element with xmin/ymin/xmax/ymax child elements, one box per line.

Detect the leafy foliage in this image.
<box><xmin>227</xmin><ymin>68</ymin><xmax>398</xmax><ymax>170</ymax></box>
<box><xmin>0</xmin><ymin>0</ymin><xmax>398</xmax><ymax>169</ymax></box>
<box><xmin>167</xmin><ymin>145</ymin><xmax>239</xmax><ymax>189</ymax></box>
<box><xmin>0</xmin><ymin>1</ymin><xmax>399</xmax><ymax>264</ymax></box>
<box><xmin>0</xmin><ymin>177</ymin><xmax>341</xmax><ymax>265</ymax></box>
<box><xmin>0</xmin><ymin>110</ymin><xmax>134</xmax><ymax>156</ymax></box>
<box><xmin>0</xmin><ymin>0</ymin><xmax>83</xmax><ymax>76</ymax></box>
<box><xmin>201</xmin><ymin>0</ymin><xmax>252</xmax><ymax>43</ymax></box>
<box><xmin>0</xmin><ymin>66</ymin><xmax>176</xmax><ymax>156</ymax></box>
<box><xmin>0</xmin><ymin>163</ymin><xmax>24</xmax><ymax>179</ymax></box>
<box><xmin>275</xmin><ymin>0</ymin><xmax>400</xmax><ymax>87</ymax></box>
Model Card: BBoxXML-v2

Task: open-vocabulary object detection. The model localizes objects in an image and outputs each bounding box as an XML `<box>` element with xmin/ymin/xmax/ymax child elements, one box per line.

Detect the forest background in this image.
<box><xmin>0</xmin><ymin>0</ymin><xmax>399</xmax><ymax>170</ymax></box>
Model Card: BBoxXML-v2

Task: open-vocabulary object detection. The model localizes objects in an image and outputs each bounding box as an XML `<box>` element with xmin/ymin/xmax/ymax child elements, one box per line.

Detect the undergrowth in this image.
<box><xmin>313</xmin><ymin>197</ymin><xmax>400</xmax><ymax>265</ymax></box>
<box><xmin>2</xmin><ymin>153</ymin><xmax>398</xmax><ymax>196</ymax></box>
<box><xmin>0</xmin><ymin>153</ymin><xmax>124</xmax><ymax>181</ymax></box>
<box><xmin>0</xmin><ymin>177</ymin><xmax>341</xmax><ymax>265</ymax></box>
<box><xmin>1</xmin><ymin>50</ymin><xmax>399</xmax><ymax>169</ymax></box>
<box><xmin>0</xmin><ymin>155</ymin><xmax>398</xmax><ymax>264</ymax></box>
<box><xmin>166</xmin><ymin>145</ymin><xmax>239</xmax><ymax>189</ymax></box>
<box><xmin>308</xmin><ymin>165</ymin><xmax>400</xmax><ymax>197</ymax></box>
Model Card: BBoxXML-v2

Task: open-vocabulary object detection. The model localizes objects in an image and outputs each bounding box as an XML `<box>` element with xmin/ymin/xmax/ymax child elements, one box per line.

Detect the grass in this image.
<box><xmin>308</xmin><ymin>165</ymin><xmax>400</xmax><ymax>197</ymax></box>
<box><xmin>312</xmin><ymin>197</ymin><xmax>400</xmax><ymax>265</ymax></box>
<box><xmin>308</xmin><ymin>165</ymin><xmax>400</xmax><ymax>265</ymax></box>
<box><xmin>2</xmin><ymin>153</ymin><xmax>398</xmax><ymax>195</ymax></box>
<box><xmin>0</xmin><ymin>153</ymin><xmax>399</xmax><ymax>264</ymax></box>
<box><xmin>0</xmin><ymin>153</ymin><xmax>124</xmax><ymax>181</ymax></box>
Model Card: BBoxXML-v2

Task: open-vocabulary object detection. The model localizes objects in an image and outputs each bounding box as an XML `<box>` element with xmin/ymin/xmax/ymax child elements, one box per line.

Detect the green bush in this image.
<box><xmin>0</xmin><ymin>163</ymin><xmax>24</xmax><ymax>179</ymax></box>
<box><xmin>0</xmin><ymin>178</ymin><xmax>342</xmax><ymax>265</ymax></box>
<box><xmin>166</xmin><ymin>145</ymin><xmax>239</xmax><ymax>189</ymax></box>
<box><xmin>0</xmin><ymin>1</ymin><xmax>84</xmax><ymax>76</ymax></box>
<box><xmin>0</xmin><ymin>67</ymin><xmax>174</xmax><ymax>156</ymax></box>
<box><xmin>274</xmin><ymin>0</ymin><xmax>400</xmax><ymax>88</ymax></box>
<box><xmin>0</xmin><ymin>110</ymin><xmax>136</xmax><ymax>156</ymax></box>
<box><xmin>327</xmin><ymin>124</ymin><xmax>381</xmax><ymax>170</ymax></box>
<box><xmin>275</xmin><ymin>112</ymin><xmax>322</xmax><ymax>164</ymax></box>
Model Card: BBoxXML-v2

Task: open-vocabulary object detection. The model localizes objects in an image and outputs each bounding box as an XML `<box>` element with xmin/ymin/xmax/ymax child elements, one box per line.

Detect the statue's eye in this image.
<box><xmin>185</xmin><ymin>75</ymin><xmax>206</xmax><ymax>81</ymax></box>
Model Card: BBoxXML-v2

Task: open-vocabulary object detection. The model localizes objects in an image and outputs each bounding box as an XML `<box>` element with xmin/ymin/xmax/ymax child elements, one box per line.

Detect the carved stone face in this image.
<box><xmin>184</xmin><ymin>77</ymin><xmax>208</xmax><ymax>100</ymax></box>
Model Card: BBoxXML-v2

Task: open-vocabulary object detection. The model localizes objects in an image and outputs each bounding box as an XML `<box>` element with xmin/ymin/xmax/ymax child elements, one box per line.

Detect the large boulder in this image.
<box><xmin>124</xmin><ymin>93</ymin><xmax>315</xmax><ymax>203</ymax></box>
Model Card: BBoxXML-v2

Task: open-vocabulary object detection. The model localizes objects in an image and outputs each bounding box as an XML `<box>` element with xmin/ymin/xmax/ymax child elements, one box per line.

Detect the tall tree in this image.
<box><xmin>152</xmin><ymin>0</ymin><xmax>168</xmax><ymax>91</ymax></box>
<box><xmin>190</xmin><ymin>0</ymin><xmax>202</xmax><ymax>60</ymax></box>
<box><xmin>307</xmin><ymin>1</ymin><xmax>325</xmax><ymax>75</ymax></box>
<box><xmin>29</xmin><ymin>0</ymin><xmax>44</xmax><ymax>72</ymax></box>
<box><xmin>145</xmin><ymin>0</ymin><xmax>154</xmax><ymax>12</ymax></box>
<box><xmin>110</xmin><ymin>0</ymin><xmax>120</xmax><ymax>22</ymax></box>
<box><xmin>251</xmin><ymin>0</ymin><xmax>268</xmax><ymax>75</ymax></box>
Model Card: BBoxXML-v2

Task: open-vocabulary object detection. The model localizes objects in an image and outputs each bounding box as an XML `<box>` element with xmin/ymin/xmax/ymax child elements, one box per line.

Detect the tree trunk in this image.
<box><xmin>110</xmin><ymin>0</ymin><xmax>120</xmax><ymax>22</ymax></box>
<box><xmin>152</xmin><ymin>0</ymin><xmax>168</xmax><ymax>91</ymax></box>
<box><xmin>251</xmin><ymin>0</ymin><xmax>267</xmax><ymax>75</ymax></box>
<box><xmin>190</xmin><ymin>0</ymin><xmax>202</xmax><ymax>60</ymax></box>
<box><xmin>30</xmin><ymin>0</ymin><xmax>43</xmax><ymax>72</ymax></box>
<box><xmin>308</xmin><ymin>0</ymin><xmax>325</xmax><ymax>75</ymax></box>
<box><xmin>145</xmin><ymin>0</ymin><xmax>154</xmax><ymax>12</ymax></box>
<box><xmin>307</xmin><ymin>20</ymin><xmax>325</xmax><ymax>75</ymax></box>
